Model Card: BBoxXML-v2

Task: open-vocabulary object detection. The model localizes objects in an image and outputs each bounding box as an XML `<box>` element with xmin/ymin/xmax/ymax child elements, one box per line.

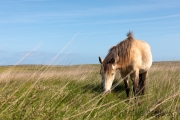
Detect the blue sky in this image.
<box><xmin>1</xmin><ymin>0</ymin><xmax>180</xmax><ymax>65</ymax></box>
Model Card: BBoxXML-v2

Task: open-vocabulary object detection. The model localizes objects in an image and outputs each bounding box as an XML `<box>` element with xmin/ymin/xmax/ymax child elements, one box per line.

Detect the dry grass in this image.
<box><xmin>0</xmin><ymin>62</ymin><xmax>180</xmax><ymax>119</ymax></box>
<box><xmin>0</xmin><ymin>65</ymin><xmax>97</xmax><ymax>81</ymax></box>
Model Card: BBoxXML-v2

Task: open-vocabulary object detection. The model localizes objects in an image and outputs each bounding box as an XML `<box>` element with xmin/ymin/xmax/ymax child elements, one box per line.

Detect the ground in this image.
<box><xmin>0</xmin><ymin>62</ymin><xmax>180</xmax><ymax>119</ymax></box>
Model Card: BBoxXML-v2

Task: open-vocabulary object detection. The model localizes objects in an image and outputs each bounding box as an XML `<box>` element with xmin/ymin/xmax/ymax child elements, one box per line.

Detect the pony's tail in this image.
<box><xmin>127</xmin><ymin>31</ymin><xmax>133</xmax><ymax>39</ymax></box>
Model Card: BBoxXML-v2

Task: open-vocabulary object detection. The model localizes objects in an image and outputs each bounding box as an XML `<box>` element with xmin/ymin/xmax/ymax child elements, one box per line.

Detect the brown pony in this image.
<box><xmin>99</xmin><ymin>31</ymin><xmax>152</xmax><ymax>98</ymax></box>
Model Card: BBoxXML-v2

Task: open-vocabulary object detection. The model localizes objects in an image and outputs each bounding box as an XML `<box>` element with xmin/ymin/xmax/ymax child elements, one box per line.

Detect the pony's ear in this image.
<box><xmin>99</xmin><ymin>56</ymin><xmax>103</xmax><ymax>64</ymax></box>
<box><xmin>108</xmin><ymin>58</ymin><xmax>115</xmax><ymax>64</ymax></box>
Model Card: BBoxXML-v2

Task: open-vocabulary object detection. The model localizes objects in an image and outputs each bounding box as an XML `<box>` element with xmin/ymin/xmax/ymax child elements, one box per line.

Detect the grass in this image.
<box><xmin>0</xmin><ymin>62</ymin><xmax>180</xmax><ymax>120</ymax></box>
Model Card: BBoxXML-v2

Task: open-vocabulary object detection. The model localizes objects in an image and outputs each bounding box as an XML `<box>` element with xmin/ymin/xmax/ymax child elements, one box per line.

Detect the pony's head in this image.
<box><xmin>99</xmin><ymin>56</ymin><xmax>117</xmax><ymax>93</ymax></box>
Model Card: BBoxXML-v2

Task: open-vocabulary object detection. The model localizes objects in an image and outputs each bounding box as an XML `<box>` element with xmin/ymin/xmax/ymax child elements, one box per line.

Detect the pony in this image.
<box><xmin>99</xmin><ymin>31</ymin><xmax>152</xmax><ymax>98</ymax></box>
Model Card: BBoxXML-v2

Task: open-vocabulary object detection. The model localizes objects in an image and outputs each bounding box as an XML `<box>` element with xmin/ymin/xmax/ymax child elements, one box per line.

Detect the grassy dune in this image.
<box><xmin>0</xmin><ymin>62</ymin><xmax>180</xmax><ymax>120</ymax></box>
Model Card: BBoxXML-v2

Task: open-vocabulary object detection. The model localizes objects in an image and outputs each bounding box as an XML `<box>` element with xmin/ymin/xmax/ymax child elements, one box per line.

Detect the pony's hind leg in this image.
<box><xmin>139</xmin><ymin>72</ymin><xmax>147</xmax><ymax>95</ymax></box>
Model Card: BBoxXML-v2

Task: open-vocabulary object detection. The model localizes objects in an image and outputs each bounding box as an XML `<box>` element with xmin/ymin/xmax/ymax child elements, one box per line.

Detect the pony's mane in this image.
<box><xmin>103</xmin><ymin>31</ymin><xmax>135</xmax><ymax>70</ymax></box>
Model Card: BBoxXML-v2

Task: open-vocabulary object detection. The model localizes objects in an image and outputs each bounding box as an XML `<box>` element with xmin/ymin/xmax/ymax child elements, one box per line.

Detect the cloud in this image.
<box><xmin>1</xmin><ymin>1</ymin><xmax>180</xmax><ymax>26</ymax></box>
<box><xmin>59</xmin><ymin>2</ymin><xmax>180</xmax><ymax>17</ymax></box>
<box><xmin>15</xmin><ymin>51</ymin><xmax>53</xmax><ymax>57</ymax></box>
<box><xmin>1</xmin><ymin>1</ymin><xmax>180</xmax><ymax>24</ymax></box>
<box><xmin>114</xmin><ymin>14</ymin><xmax>180</xmax><ymax>23</ymax></box>
<box><xmin>22</xmin><ymin>0</ymin><xmax>48</xmax><ymax>1</ymax></box>
<box><xmin>11</xmin><ymin>51</ymin><xmax>80</xmax><ymax>65</ymax></box>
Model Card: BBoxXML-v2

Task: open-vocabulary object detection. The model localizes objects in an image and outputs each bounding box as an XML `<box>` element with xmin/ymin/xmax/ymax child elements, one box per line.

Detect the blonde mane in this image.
<box><xmin>103</xmin><ymin>31</ymin><xmax>135</xmax><ymax>69</ymax></box>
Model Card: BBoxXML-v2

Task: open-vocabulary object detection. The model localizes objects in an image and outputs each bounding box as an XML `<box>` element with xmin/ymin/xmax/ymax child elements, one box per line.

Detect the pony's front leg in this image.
<box><xmin>121</xmin><ymin>76</ymin><xmax>130</xmax><ymax>98</ymax></box>
<box><xmin>130</xmin><ymin>70</ymin><xmax>140</xmax><ymax>96</ymax></box>
<box><xmin>121</xmin><ymin>72</ymin><xmax>130</xmax><ymax>98</ymax></box>
<box><xmin>124</xmin><ymin>77</ymin><xmax>130</xmax><ymax>98</ymax></box>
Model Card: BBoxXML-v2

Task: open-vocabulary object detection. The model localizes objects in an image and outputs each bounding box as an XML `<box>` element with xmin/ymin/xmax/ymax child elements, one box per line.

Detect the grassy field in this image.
<box><xmin>0</xmin><ymin>62</ymin><xmax>180</xmax><ymax>120</ymax></box>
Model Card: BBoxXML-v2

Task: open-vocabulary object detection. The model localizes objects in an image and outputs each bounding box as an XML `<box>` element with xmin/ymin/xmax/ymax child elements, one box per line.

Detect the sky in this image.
<box><xmin>1</xmin><ymin>0</ymin><xmax>180</xmax><ymax>65</ymax></box>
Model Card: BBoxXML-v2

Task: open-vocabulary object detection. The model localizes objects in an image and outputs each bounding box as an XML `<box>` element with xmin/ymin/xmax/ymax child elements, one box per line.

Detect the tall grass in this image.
<box><xmin>0</xmin><ymin>62</ymin><xmax>180</xmax><ymax>119</ymax></box>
